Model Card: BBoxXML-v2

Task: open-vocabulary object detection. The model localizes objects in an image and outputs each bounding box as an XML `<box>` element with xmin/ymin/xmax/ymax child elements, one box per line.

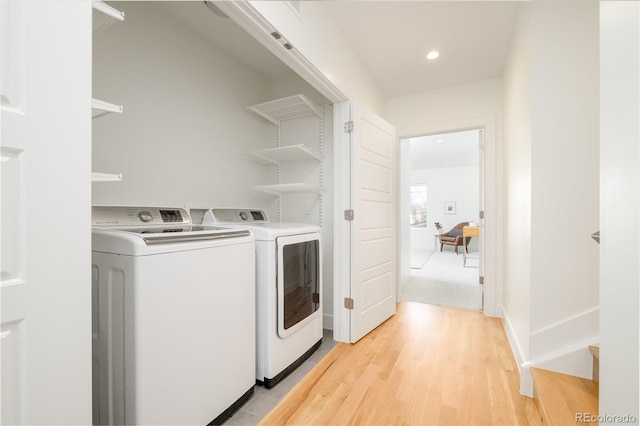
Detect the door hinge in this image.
<box><xmin>479</xmin><ymin>276</ymin><xmax>484</xmax><ymax>285</ymax></box>
<box><xmin>479</xmin><ymin>210</ymin><xmax>485</xmax><ymax>219</ymax></box>
<box><xmin>344</xmin><ymin>120</ymin><xmax>354</xmax><ymax>133</ymax></box>
<box><xmin>344</xmin><ymin>209</ymin><xmax>354</xmax><ymax>221</ymax></box>
<box><xmin>344</xmin><ymin>297</ymin><xmax>354</xmax><ymax>310</ymax></box>
<box><xmin>312</xmin><ymin>292</ymin><xmax>320</xmax><ymax>304</ymax></box>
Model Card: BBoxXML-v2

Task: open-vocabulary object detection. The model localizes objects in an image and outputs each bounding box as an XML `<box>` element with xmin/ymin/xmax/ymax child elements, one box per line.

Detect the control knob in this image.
<box><xmin>138</xmin><ymin>211</ymin><xmax>153</xmax><ymax>222</ymax></box>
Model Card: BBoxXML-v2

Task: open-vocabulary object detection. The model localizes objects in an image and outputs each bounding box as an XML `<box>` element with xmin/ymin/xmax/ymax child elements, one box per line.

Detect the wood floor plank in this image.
<box><xmin>258</xmin><ymin>302</ymin><xmax>539</xmax><ymax>426</ymax></box>
<box><xmin>531</xmin><ymin>367</ymin><xmax>598</xmax><ymax>425</ymax></box>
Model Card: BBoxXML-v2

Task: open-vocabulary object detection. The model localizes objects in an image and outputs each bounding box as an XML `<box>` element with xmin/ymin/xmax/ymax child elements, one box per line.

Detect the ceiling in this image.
<box><xmin>161</xmin><ymin>1</ymin><xmax>520</xmax><ymax>98</ymax></box>
<box><xmin>322</xmin><ymin>1</ymin><xmax>520</xmax><ymax>98</ymax></box>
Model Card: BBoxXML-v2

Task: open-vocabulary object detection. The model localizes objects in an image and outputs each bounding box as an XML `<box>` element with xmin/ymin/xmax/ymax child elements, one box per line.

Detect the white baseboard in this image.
<box><xmin>323</xmin><ymin>313</ymin><xmax>333</xmax><ymax>330</ymax></box>
<box><xmin>502</xmin><ymin>311</ymin><xmax>533</xmax><ymax>396</ymax></box>
<box><xmin>530</xmin><ymin>306</ymin><xmax>599</xmax><ymax>357</ymax></box>
<box><xmin>500</xmin><ymin>307</ymin><xmax>599</xmax><ymax>396</ymax></box>
<box><xmin>486</xmin><ymin>303</ymin><xmax>504</xmax><ymax>319</ymax></box>
<box><xmin>532</xmin><ymin>343</ymin><xmax>596</xmax><ymax>380</ymax></box>
<box><xmin>529</xmin><ymin>306</ymin><xmax>599</xmax><ymax>380</ymax></box>
<box><xmin>519</xmin><ymin>363</ymin><xmax>534</xmax><ymax>397</ymax></box>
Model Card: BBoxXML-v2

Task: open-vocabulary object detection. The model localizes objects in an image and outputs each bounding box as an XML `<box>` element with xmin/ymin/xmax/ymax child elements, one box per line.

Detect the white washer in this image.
<box><xmin>91</xmin><ymin>206</ymin><xmax>255</xmax><ymax>425</ymax></box>
<box><xmin>196</xmin><ymin>208</ymin><xmax>323</xmax><ymax>388</ymax></box>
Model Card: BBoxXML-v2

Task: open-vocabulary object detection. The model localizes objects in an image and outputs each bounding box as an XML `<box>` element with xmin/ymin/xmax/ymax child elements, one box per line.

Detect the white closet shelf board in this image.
<box><xmin>93</xmin><ymin>1</ymin><xmax>124</xmax><ymax>34</ymax></box>
<box><xmin>248</xmin><ymin>94</ymin><xmax>322</xmax><ymax>126</ymax></box>
<box><xmin>255</xmin><ymin>183</ymin><xmax>323</xmax><ymax>196</ymax></box>
<box><xmin>92</xmin><ymin>172</ymin><xmax>123</xmax><ymax>182</ymax></box>
<box><xmin>92</xmin><ymin>98</ymin><xmax>123</xmax><ymax>119</ymax></box>
<box><xmin>248</xmin><ymin>144</ymin><xmax>323</xmax><ymax>165</ymax></box>
<box><xmin>92</xmin><ymin>2</ymin><xmax>123</xmax><ymax>184</ymax></box>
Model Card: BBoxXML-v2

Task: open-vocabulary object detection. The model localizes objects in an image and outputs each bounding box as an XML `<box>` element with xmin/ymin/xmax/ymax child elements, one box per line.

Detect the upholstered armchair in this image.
<box><xmin>439</xmin><ymin>222</ymin><xmax>471</xmax><ymax>254</ymax></box>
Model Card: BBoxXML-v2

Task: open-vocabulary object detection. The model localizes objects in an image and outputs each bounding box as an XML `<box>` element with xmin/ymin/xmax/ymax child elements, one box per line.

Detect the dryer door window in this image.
<box><xmin>276</xmin><ymin>233</ymin><xmax>322</xmax><ymax>339</ymax></box>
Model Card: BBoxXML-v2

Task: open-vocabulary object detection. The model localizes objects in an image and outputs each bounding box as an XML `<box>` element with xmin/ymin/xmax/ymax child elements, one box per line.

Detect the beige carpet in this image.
<box><xmin>410</xmin><ymin>248</ymin><xmax>434</xmax><ymax>269</ymax></box>
<box><xmin>400</xmin><ymin>250</ymin><xmax>482</xmax><ymax>311</ymax></box>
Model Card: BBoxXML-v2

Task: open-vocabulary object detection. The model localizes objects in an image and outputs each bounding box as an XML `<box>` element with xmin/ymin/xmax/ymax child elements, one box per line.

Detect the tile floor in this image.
<box><xmin>224</xmin><ymin>329</ymin><xmax>338</xmax><ymax>425</ymax></box>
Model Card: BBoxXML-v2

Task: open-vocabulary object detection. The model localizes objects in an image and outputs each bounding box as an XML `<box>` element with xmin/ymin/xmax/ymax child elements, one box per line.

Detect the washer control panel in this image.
<box><xmin>92</xmin><ymin>206</ymin><xmax>190</xmax><ymax>227</ymax></box>
<box><xmin>205</xmin><ymin>208</ymin><xmax>269</xmax><ymax>224</ymax></box>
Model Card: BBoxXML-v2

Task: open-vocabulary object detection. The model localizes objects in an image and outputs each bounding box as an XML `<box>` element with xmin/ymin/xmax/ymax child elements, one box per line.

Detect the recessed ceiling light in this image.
<box><xmin>437</xmin><ymin>139</ymin><xmax>444</xmax><ymax>144</ymax></box>
<box><xmin>427</xmin><ymin>51</ymin><xmax>440</xmax><ymax>60</ymax></box>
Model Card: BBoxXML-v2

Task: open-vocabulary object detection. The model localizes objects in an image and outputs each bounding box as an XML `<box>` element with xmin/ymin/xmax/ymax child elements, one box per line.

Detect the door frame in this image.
<box><xmin>398</xmin><ymin>117</ymin><xmax>500</xmax><ymax>317</ymax></box>
<box><xmin>333</xmin><ymin>102</ymin><xmax>352</xmax><ymax>342</ymax></box>
<box><xmin>404</xmin><ymin>130</ymin><xmax>482</xmax><ymax>275</ymax></box>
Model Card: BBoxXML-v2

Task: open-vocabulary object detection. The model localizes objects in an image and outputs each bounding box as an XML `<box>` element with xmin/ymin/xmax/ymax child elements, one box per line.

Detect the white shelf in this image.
<box><xmin>248</xmin><ymin>94</ymin><xmax>322</xmax><ymax>126</ymax></box>
<box><xmin>254</xmin><ymin>183</ymin><xmax>323</xmax><ymax>196</ymax></box>
<box><xmin>92</xmin><ymin>2</ymin><xmax>124</xmax><ymax>184</ymax></box>
<box><xmin>92</xmin><ymin>98</ymin><xmax>123</xmax><ymax>119</ymax></box>
<box><xmin>248</xmin><ymin>144</ymin><xmax>322</xmax><ymax>165</ymax></box>
<box><xmin>92</xmin><ymin>172</ymin><xmax>123</xmax><ymax>182</ymax></box>
<box><xmin>92</xmin><ymin>1</ymin><xmax>124</xmax><ymax>34</ymax></box>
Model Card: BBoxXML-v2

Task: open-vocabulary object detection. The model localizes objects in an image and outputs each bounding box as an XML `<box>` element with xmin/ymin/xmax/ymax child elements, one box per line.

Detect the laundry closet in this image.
<box><xmin>91</xmin><ymin>0</ymin><xmax>334</xmax><ymax>315</ymax></box>
<box><xmin>91</xmin><ymin>1</ymin><xmax>336</xmax><ymax>423</ymax></box>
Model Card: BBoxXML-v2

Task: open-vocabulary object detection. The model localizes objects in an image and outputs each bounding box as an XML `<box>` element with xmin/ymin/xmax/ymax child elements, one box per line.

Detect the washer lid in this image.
<box><xmin>201</xmin><ymin>208</ymin><xmax>320</xmax><ymax>240</ymax></box>
<box><xmin>119</xmin><ymin>226</ymin><xmax>251</xmax><ymax>245</ymax></box>
<box><xmin>92</xmin><ymin>206</ymin><xmax>255</xmax><ymax>254</ymax></box>
<box><xmin>92</xmin><ymin>225</ymin><xmax>253</xmax><ymax>255</ymax></box>
<box><xmin>209</xmin><ymin>222</ymin><xmax>320</xmax><ymax>240</ymax></box>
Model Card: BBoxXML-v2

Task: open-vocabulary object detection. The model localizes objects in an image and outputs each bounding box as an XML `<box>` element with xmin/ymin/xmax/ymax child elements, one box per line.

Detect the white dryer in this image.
<box><xmin>196</xmin><ymin>208</ymin><xmax>323</xmax><ymax>388</ymax></box>
<box><xmin>91</xmin><ymin>206</ymin><xmax>255</xmax><ymax>425</ymax></box>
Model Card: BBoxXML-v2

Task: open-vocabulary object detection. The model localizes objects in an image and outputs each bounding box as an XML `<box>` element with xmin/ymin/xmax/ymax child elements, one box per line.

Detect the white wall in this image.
<box><xmin>501</xmin><ymin>3</ymin><xmax>532</xmax><ymax>390</ymax></box>
<box><xmin>92</xmin><ymin>2</ymin><xmax>336</xmax><ymax>324</ymax></box>
<box><xmin>600</xmin><ymin>2</ymin><xmax>640</xmax><ymax>420</ymax></box>
<box><xmin>527</xmin><ymin>1</ymin><xmax>600</xmax><ymax>384</ymax></box>
<box><xmin>529</xmin><ymin>1</ymin><xmax>599</xmax><ymax>352</ymax></box>
<box><xmin>410</xmin><ymin>166</ymin><xmax>479</xmax><ymax>252</ymax></box>
<box><xmin>502</xmin><ymin>2</ymin><xmax>600</xmax><ymax>394</ymax></box>
<box><xmin>93</xmin><ymin>2</ymin><xmax>276</xmax><ymax>215</ymax></box>
<box><xmin>388</xmin><ymin>78</ymin><xmax>503</xmax><ymax>315</ymax></box>
<box><xmin>388</xmin><ymin>78</ymin><xmax>503</xmax><ymax>136</ymax></box>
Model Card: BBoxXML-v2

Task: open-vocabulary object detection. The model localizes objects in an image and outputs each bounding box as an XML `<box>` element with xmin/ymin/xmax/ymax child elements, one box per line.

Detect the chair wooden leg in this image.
<box><xmin>440</xmin><ymin>243</ymin><xmax>444</xmax><ymax>252</ymax></box>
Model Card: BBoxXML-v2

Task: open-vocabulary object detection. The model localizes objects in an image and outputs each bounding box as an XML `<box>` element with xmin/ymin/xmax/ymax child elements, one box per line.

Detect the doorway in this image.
<box><xmin>400</xmin><ymin>129</ymin><xmax>483</xmax><ymax>311</ymax></box>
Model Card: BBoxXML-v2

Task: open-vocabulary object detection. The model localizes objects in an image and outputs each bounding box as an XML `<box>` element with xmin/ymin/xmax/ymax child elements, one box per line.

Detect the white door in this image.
<box><xmin>334</xmin><ymin>102</ymin><xmax>397</xmax><ymax>343</ymax></box>
<box><xmin>1</xmin><ymin>1</ymin><xmax>92</xmax><ymax>424</ymax></box>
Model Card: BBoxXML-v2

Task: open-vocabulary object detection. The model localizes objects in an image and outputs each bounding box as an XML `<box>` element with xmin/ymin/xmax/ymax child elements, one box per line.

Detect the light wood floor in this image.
<box><xmin>259</xmin><ymin>302</ymin><xmax>541</xmax><ymax>425</ymax></box>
